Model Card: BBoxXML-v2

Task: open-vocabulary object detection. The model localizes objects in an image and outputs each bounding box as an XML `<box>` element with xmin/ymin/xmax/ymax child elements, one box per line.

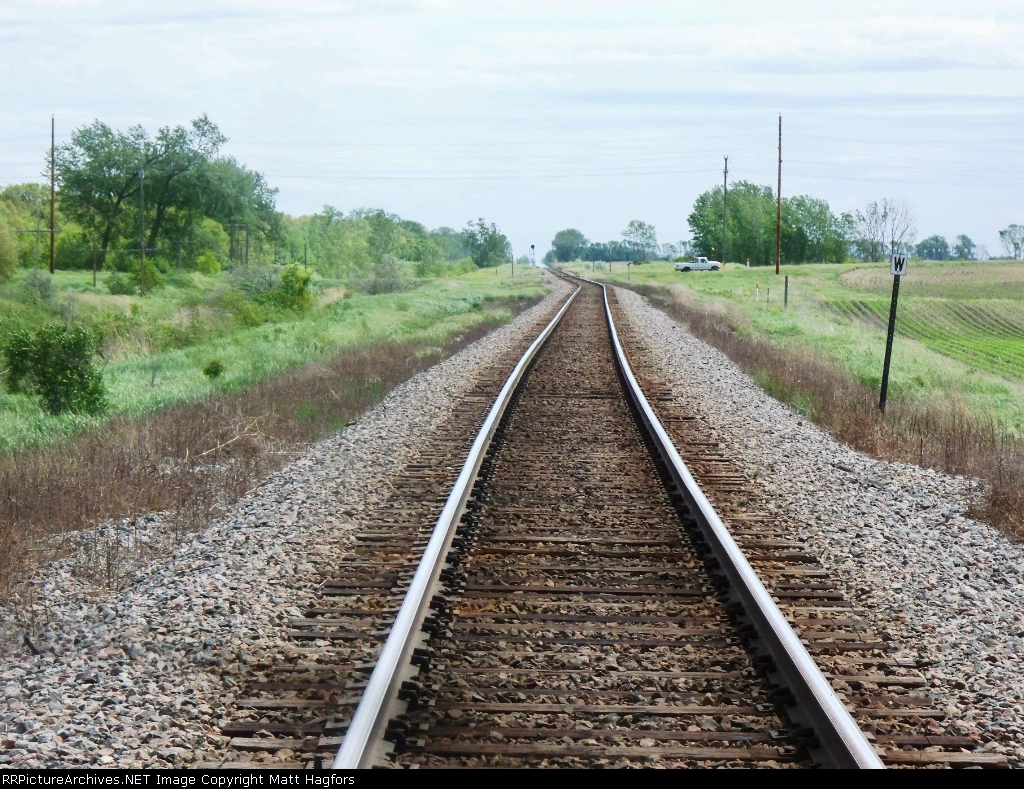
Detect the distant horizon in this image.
<box><xmin>1</xmin><ymin>1</ymin><xmax>1021</xmax><ymax>258</ymax></box>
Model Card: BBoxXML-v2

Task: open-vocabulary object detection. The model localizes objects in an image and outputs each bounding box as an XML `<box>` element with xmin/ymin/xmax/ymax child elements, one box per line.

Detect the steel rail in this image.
<box><xmin>595</xmin><ymin>278</ymin><xmax>884</xmax><ymax>769</ymax></box>
<box><xmin>333</xmin><ymin>283</ymin><xmax>582</xmax><ymax>769</ymax></box>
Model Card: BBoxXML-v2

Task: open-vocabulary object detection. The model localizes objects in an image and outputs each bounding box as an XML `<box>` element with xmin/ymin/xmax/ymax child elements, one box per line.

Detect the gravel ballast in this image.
<box><xmin>0</xmin><ymin>277</ymin><xmax>570</xmax><ymax>768</ymax></box>
<box><xmin>614</xmin><ymin>286</ymin><xmax>1024</xmax><ymax>765</ymax></box>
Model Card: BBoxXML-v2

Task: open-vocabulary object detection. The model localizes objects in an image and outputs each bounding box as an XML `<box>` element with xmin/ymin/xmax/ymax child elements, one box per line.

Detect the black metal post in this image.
<box><xmin>879</xmin><ymin>274</ymin><xmax>901</xmax><ymax>413</ymax></box>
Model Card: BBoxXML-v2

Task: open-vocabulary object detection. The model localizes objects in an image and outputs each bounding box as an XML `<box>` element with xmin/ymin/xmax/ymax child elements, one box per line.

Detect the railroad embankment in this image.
<box><xmin>0</xmin><ymin>278</ymin><xmax>571</xmax><ymax>769</ymax></box>
<box><xmin>615</xmin><ymin>286</ymin><xmax>1024</xmax><ymax>767</ymax></box>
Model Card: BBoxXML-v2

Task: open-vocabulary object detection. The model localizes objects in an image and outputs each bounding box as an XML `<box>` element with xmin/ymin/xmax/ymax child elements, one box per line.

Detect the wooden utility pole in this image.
<box><xmin>138</xmin><ymin>168</ymin><xmax>146</xmax><ymax>294</ymax></box>
<box><xmin>49</xmin><ymin>116</ymin><xmax>55</xmax><ymax>275</ymax></box>
<box><xmin>775</xmin><ymin>114</ymin><xmax>782</xmax><ymax>276</ymax></box>
<box><xmin>722</xmin><ymin>156</ymin><xmax>729</xmax><ymax>267</ymax></box>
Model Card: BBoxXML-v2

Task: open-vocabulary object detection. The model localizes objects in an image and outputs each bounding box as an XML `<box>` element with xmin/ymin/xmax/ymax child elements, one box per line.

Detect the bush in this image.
<box><xmin>274</xmin><ymin>264</ymin><xmax>313</xmax><ymax>310</ymax></box>
<box><xmin>4</xmin><ymin>324</ymin><xmax>107</xmax><ymax>415</ymax></box>
<box><xmin>24</xmin><ymin>267</ymin><xmax>53</xmax><ymax>301</ymax></box>
<box><xmin>415</xmin><ymin>255</ymin><xmax>477</xmax><ymax>279</ymax></box>
<box><xmin>54</xmin><ymin>224</ymin><xmax>93</xmax><ymax>270</ymax></box>
<box><xmin>354</xmin><ymin>254</ymin><xmax>410</xmax><ymax>294</ymax></box>
<box><xmin>106</xmin><ymin>261</ymin><xmax>164</xmax><ymax>295</ymax></box>
<box><xmin>106</xmin><ymin>272</ymin><xmax>137</xmax><ymax>295</ymax></box>
<box><xmin>202</xmin><ymin>359</ymin><xmax>224</xmax><ymax>379</ymax></box>
<box><xmin>218</xmin><ymin>288</ymin><xmax>275</xmax><ymax>327</ymax></box>
<box><xmin>195</xmin><ymin>251</ymin><xmax>222</xmax><ymax>275</ymax></box>
<box><xmin>136</xmin><ymin>259</ymin><xmax>165</xmax><ymax>292</ymax></box>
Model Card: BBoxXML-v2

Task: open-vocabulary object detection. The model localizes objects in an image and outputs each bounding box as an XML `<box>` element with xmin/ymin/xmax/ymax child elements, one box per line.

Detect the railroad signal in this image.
<box><xmin>879</xmin><ymin>254</ymin><xmax>909</xmax><ymax>413</ymax></box>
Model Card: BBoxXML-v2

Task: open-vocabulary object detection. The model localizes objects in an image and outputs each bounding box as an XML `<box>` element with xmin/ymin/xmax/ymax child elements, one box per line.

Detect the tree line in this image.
<box><xmin>546</xmin><ymin>221</ymin><xmax>671</xmax><ymax>264</ymax></box>
<box><xmin>0</xmin><ymin>115</ymin><xmax>514</xmax><ymax>288</ymax></box>
<box><xmin>545</xmin><ymin>185</ymin><xmax>1013</xmax><ymax>267</ymax></box>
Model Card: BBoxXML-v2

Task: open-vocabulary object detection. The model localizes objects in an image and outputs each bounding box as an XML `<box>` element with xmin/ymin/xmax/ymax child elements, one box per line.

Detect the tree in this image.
<box><xmin>431</xmin><ymin>227</ymin><xmax>471</xmax><ymax>261</ymax></box>
<box><xmin>884</xmin><ymin>199</ymin><xmax>916</xmax><ymax>256</ymax></box>
<box><xmin>201</xmin><ymin>156</ymin><xmax>280</xmax><ymax>259</ymax></box>
<box><xmin>55</xmin><ymin>115</ymin><xmax>275</xmax><ymax>273</ymax></box>
<box><xmin>551</xmin><ymin>228</ymin><xmax>588</xmax><ymax>262</ymax></box>
<box><xmin>55</xmin><ymin>120</ymin><xmax>149</xmax><ymax>267</ymax></box>
<box><xmin>853</xmin><ymin>201</ymin><xmax>887</xmax><ymax>262</ymax></box>
<box><xmin>622</xmin><ymin>220</ymin><xmax>657</xmax><ymax>263</ymax></box>
<box><xmin>999</xmin><ymin>224</ymin><xmax>1024</xmax><ymax>260</ymax></box>
<box><xmin>953</xmin><ymin>234</ymin><xmax>976</xmax><ymax>260</ymax></box>
<box><xmin>141</xmin><ymin>115</ymin><xmax>226</xmax><ymax>254</ymax></box>
<box><xmin>915</xmin><ymin>235</ymin><xmax>950</xmax><ymax>260</ymax></box>
<box><xmin>782</xmin><ymin>195</ymin><xmax>851</xmax><ymax>263</ymax></box>
<box><xmin>365</xmin><ymin>210</ymin><xmax>399</xmax><ymax>263</ymax></box>
<box><xmin>690</xmin><ymin>182</ymin><xmax>774</xmax><ymax>265</ymax></box>
<box><xmin>0</xmin><ymin>209</ymin><xmax>16</xmax><ymax>281</ymax></box>
<box><xmin>464</xmin><ymin>219</ymin><xmax>510</xmax><ymax>267</ymax></box>
<box><xmin>854</xmin><ymin>198</ymin><xmax>916</xmax><ymax>260</ymax></box>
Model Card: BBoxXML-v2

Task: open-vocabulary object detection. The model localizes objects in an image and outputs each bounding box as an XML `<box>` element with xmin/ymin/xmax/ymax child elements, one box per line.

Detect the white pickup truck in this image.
<box><xmin>675</xmin><ymin>256</ymin><xmax>721</xmax><ymax>272</ymax></box>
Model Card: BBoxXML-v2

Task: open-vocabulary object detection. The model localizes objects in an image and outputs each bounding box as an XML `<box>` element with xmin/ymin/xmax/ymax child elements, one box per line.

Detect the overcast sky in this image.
<box><xmin>1</xmin><ymin>1</ymin><xmax>1022</xmax><ymax>257</ymax></box>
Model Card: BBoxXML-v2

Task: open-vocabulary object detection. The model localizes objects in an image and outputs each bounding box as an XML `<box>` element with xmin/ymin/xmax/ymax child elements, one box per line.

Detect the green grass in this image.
<box><xmin>0</xmin><ymin>264</ymin><xmax>548</xmax><ymax>451</ymax></box>
<box><xmin>565</xmin><ymin>258</ymin><xmax>1024</xmax><ymax>435</ymax></box>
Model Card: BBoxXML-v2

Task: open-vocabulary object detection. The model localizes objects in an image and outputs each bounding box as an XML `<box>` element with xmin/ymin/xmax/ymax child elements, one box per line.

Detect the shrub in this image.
<box><xmin>54</xmin><ymin>224</ymin><xmax>92</xmax><ymax>270</ymax></box>
<box><xmin>202</xmin><ymin>359</ymin><xmax>224</xmax><ymax>379</ymax></box>
<box><xmin>195</xmin><ymin>251</ymin><xmax>222</xmax><ymax>275</ymax></box>
<box><xmin>354</xmin><ymin>254</ymin><xmax>410</xmax><ymax>294</ymax></box>
<box><xmin>136</xmin><ymin>259</ymin><xmax>165</xmax><ymax>292</ymax></box>
<box><xmin>4</xmin><ymin>324</ymin><xmax>107</xmax><ymax>415</ymax></box>
<box><xmin>24</xmin><ymin>267</ymin><xmax>53</xmax><ymax>301</ymax></box>
<box><xmin>218</xmin><ymin>289</ymin><xmax>274</xmax><ymax>327</ymax></box>
<box><xmin>415</xmin><ymin>255</ymin><xmax>477</xmax><ymax>278</ymax></box>
<box><xmin>275</xmin><ymin>264</ymin><xmax>313</xmax><ymax>310</ymax></box>
<box><xmin>106</xmin><ymin>272</ymin><xmax>137</xmax><ymax>295</ymax></box>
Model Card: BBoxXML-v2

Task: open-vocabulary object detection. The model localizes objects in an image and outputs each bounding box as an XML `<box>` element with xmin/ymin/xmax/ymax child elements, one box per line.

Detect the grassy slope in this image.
<box><xmin>0</xmin><ymin>265</ymin><xmax>549</xmax><ymax>450</ymax></box>
<box><xmin>565</xmin><ymin>259</ymin><xmax>1024</xmax><ymax>435</ymax></box>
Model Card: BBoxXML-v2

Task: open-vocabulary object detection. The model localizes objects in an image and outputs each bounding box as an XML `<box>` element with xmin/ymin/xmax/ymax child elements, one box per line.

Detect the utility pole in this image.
<box><xmin>722</xmin><ymin>156</ymin><xmax>729</xmax><ymax>267</ymax></box>
<box><xmin>49</xmin><ymin>116</ymin><xmax>55</xmax><ymax>275</ymax></box>
<box><xmin>138</xmin><ymin>168</ymin><xmax>146</xmax><ymax>294</ymax></box>
<box><xmin>775</xmin><ymin>114</ymin><xmax>782</xmax><ymax>276</ymax></box>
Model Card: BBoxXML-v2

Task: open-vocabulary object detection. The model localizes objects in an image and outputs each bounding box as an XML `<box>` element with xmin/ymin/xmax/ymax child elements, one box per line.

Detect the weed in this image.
<box><xmin>632</xmin><ymin>283</ymin><xmax>1024</xmax><ymax>539</ymax></box>
<box><xmin>0</xmin><ymin>296</ymin><xmax>542</xmax><ymax>595</ymax></box>
<box><xmin>202</xmin><ymin>359</ymin><xmax>224</xmax><ymax>379</ymax></box>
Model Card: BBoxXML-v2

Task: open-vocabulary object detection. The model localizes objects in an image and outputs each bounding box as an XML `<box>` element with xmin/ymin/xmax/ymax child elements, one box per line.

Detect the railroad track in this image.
<box><xmin>205</xmin><ymin>278</ymin><xmax>1005</xmax><ymax>769</ymax></box>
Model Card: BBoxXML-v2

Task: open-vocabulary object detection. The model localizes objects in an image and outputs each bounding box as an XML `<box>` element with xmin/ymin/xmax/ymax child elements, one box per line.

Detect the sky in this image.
<box><xmin>1</xmin><ymin>1</ymin><xmax>1022</xmax><ymax>258</ymax></box>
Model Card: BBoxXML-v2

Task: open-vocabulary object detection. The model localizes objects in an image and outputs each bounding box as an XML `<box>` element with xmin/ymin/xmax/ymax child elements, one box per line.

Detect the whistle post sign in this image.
<box><xmin>879</xmin><ymin>254</ymin><xmax>909</xmax><ymax>413</ymax></box>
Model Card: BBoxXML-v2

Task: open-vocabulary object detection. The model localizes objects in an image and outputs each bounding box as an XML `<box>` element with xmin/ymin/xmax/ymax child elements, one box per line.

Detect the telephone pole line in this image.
<box><xmin>775</xmin><ymin>114</ymin><xmax>782</xmax><ymax>276</ymax></box>
<box><xmin>722</xmin><ymin>156</ymin><xmax>729</xmax><ymax>266</ymax></box>
<box><xmin>49</xmin><ymin>116</ymin><xmax>55</xmax><ymax>275</ymax></box>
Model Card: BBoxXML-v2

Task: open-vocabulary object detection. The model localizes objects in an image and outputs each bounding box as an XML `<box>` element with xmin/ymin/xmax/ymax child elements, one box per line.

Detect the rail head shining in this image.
<box><xmin>595</xmin><ymin>279</ymin><xmax>883</xmax><ymax>769</ymax></box>
<box><xmin>333</xmin><ymin>284</ymin><xmax>581</xmax><ymax>769</ymax></box>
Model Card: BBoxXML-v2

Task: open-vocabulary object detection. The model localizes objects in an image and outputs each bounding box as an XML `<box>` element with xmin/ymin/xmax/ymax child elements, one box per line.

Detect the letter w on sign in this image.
<box><xmin>890</xmin><ymin>255</ymin><xmax>908</xmax><ymax>276</ymax></box>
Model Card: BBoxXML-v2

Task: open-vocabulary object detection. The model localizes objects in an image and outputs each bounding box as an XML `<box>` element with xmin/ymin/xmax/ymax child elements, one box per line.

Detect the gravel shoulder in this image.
<box><xmin>614</xmin><ymin>286</ymin><xmax>1024</xmax><ymax>765</ymax></box>
<box><xmin>0</xmin><ymin>276</ymin><xmax>570</xmax><ymax>769</ymax></box>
